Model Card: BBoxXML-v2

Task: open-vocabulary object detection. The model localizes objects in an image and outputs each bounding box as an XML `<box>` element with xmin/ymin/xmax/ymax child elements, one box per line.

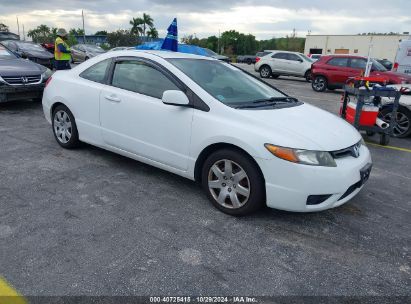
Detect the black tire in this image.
<box><xmin>52</xmin><ymin>104</ymin><xmax>80</xmax><ymax>149</ymax></box>
<box><xmin>366</xmin><ymin>131</ymin><xmax>376</xmax><ymax>137</ymax></box>
<box><xmin>84</xmin><ymin>56</ymin><xmax>89</xmax><ymax>61</ymax></box>
<box><xmin>304</xmin><ymin>70</ymin><xmax>312</xmax><ymax>82</ymax></box>
<box><xmin>201</xmin><ymin>149</ymin><xmax>265</xmax><ymax>216</ymax></box>
<box><xmin>379</xmin><ymin>133</ymin><xmax>390</xmax><ymax>145</ymax></box>
<box><xmin>259</xmin><ymin>65</ymin><xmax>272</xmax><ymax>78</ymax></box>
<box><xmin>246</xmin><ymin>58</ymin><xmax>252</xmax><ymax>65</ymax></box>
<box><xmin>312</xmin><ymin>75</ymin><xmax>327</xmax><ymax>92</ymax></box>
<box><xmin>379</xmin><ymin>106</ymin><xmax>411</xmax><ymax>138</ymax></box>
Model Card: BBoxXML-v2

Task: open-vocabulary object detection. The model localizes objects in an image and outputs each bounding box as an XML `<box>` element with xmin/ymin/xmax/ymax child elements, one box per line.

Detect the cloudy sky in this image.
<box><xmin>0</xmin><ymin>0</ymin><xmax>410</xmax><ymax>40</ymax></box>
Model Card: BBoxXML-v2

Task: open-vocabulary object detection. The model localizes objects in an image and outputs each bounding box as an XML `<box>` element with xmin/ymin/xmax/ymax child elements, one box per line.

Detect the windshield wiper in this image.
<box><xmin>235</xmin><ymin>97</ymin><xmax>299</xmax><ymax>109</ymax></box>
<box><xmin>252</xmin><ymin>97</ymin><xmax>298</xmax><ymax>104</ymax></box>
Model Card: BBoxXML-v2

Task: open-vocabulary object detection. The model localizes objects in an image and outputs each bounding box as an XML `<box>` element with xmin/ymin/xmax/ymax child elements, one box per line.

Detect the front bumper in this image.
<box><xmin>0</xmin><ymin>83</ymin><xmax>45</xmax><ymax>103</ymax></box>
<box><xmin>256</xmin><ymin>145</ymin><xmax>372</xmax><ymax>212</ymax></box>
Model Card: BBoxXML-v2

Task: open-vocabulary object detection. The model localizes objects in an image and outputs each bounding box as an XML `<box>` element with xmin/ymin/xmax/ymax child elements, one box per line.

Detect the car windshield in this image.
<box><xmin>371</xmin><ymin>58</ymin><xmax>388</xmax><ymax>71</ymax></box>
<box><xmin>299</xmin><ymin>53</ymin><xmax>314</xmax><ymax>62</ymax></box>
<box><xmin>168</xmin><ymin>58</ymin><xmax>287</xmax><ymax>106</ymax></box>
<box><xmin>0</xmin><ymin>45</ymin><xmax>16</xmax><ymax>60</ymax></box>
<box><xmin>16</xmin><ymin>42</ymin><xmax>46</xmax><ymax>51</ymax></box>
<box><xmin>84</xmin><ymin>45</ymin><xmax>104</xmax><ymax>52</ymax></box>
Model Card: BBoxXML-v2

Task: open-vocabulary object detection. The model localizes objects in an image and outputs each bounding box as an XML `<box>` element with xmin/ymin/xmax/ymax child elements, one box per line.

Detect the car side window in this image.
<box><xmin>111</xmin><ymin>60</ymin><xmax>180</xmax><ymax>99</ymax></box>
<box><xmin>350</xmin><ymin>58</ymin><xmax>367</xmax><ymax>70</ymax></box>
<box><xmin>79</xmin><ymin>59</ymin><xmax>111</xmax><ymax>84</ymax></box>
<box><xmin>78</xmin><ymin>46</ymin><xmax>85</xmax><ymax>51</ymax></box>
<box><xmin>287</xmin><ymin>54</ymin><xmax>301</xmax><ymax>61</ymax></box>
<box><xmin>327</xmin><ymin>57</ymin><xmax>349</xmax><ymax>67</ymax></box>
<box><xmin>272</xmin><ymin>53</ymin><xmax>288</xmax><ymax>60</ymax></box>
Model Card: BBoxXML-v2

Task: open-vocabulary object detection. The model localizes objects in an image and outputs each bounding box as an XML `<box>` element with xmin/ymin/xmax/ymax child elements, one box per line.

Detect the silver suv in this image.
<box><xmin>255</xmin><ymin>50</ymin><xmax>314</xmax><ymax>81</ymax></box>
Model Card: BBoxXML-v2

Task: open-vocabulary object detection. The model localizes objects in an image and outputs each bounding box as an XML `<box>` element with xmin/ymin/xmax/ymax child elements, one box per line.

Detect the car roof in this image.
<box><xmin>109</xmin><ymin>49</ymin><xmax>216</xmax><ymax>60</ymax></box>
<box><xmin>264</xmin><ymin>50</ymin><xmax>301</xmax><ymax>54</ymax></box>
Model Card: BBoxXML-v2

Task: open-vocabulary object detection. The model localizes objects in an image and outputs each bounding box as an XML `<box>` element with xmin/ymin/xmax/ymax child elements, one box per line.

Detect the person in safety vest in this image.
<box><xmin>54</xmin><ymin>28</ymin><xmax>71</xmax><ymax>70</ymax></box>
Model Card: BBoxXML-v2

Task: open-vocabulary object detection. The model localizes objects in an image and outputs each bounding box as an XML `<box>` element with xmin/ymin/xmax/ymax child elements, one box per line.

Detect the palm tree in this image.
<box><xmin>146</xmin><ymin>27</ymin><xmax>158</xmax><ymax>39</ymax></box>
<box><xmin>141</xmin><ymin>13</ymin><xmax>154</xmax><ymax>41</ymax></box>
<box><xmin>129</xmin><ymin>17</ymin><xmax>143</xmax><ymax>37</ymax></box>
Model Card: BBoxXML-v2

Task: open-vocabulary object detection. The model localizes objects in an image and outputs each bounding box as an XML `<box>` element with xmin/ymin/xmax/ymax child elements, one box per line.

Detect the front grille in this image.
<box><xmin>331</xmin><ymin>142</ymin><xmax>361</xmax><ymax>159</ymax></box>
<box><xmin>2</xmin><ymin>75</ymin><xmax>42</xmax><ymax>85</ymax></box>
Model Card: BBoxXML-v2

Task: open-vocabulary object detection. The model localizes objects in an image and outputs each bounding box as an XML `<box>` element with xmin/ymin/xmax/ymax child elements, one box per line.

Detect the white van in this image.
<box><xmin>393</xmin><ymin>39</ymin><xmax>411</xmax><ymax>74</ymax></box>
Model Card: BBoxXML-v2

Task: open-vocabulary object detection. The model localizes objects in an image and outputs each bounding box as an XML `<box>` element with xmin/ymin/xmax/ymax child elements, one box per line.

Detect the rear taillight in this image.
<box><xmin>393</xmin><ymin>62</ymin><xmax>399</xmax><ymax>71</ymax></box>
<box><xmin>256</xmin><ymin>57</ymin><xmax>261</xmax><ymax>63</ymax></box>
<box><xmin>45</xmin><ymin>76</ymin><xmax>52</xmax><ymax>88</ymax></box>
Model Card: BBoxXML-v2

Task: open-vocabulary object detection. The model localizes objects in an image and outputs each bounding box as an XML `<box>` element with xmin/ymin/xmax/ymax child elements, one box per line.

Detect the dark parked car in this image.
<box><xmin>0</xmin><ymin>31</ymin><xmax>19</xmax><ymax>41</ymax></box>
<box><xmin>1</xmin><ymin>40</ymin><xmax>54</xmax><ymax>69</ymax></box>
<box><xmin>237</xmin><ymin>55</ymin><xmax>257</xmax><ymax>65</ymax></box>
<box><xmin>0</xmin><ymin>43</ymin><xmax>52</xmax><ymax>103</ymax></box>
<box><xmin>311</xmin><ymin>55</ymin><xmax>411</xmax><ymax>92</ymax></box>
<box><xmin>71</xmin><ymin>44</ymin><xmax>106</xmax><ymax>63</ymax></box>
<box><xmin>376</xmin><ymin>58</ymin><xmax>393</xmax><ymax>71</ymax></box>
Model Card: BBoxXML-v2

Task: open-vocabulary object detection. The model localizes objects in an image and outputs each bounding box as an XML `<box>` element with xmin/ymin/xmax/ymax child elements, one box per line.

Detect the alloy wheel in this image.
<box><xmin>313</xmin><ymin>77</ymin><xmax>326</xmax><ymax>91</ymax></box>
<box><xmin>260</xmin><ymin>67</ymin><xmax>271</xmax><ymax>78</ymax></box>
<box><xmin>382</xmin><ymin>111</ymin><xmax>410</xmax><ymax>137</ymax></box>
<box><xmin>208</xmin><ymin>159</ymin><xmax>250</xmax><ymax>209</ymax></box>
<box><xmin>53</xmin><ymin>110</ymin><xmax>72</xmax><ymax>144</ymax></box>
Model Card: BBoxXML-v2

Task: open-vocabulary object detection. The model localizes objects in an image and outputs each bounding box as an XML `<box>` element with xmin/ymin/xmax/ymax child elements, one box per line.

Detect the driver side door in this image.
<box><xmin>99</xmin><ymin>57</ymin><xmax>194</xmax><ymax>171</ymax></box>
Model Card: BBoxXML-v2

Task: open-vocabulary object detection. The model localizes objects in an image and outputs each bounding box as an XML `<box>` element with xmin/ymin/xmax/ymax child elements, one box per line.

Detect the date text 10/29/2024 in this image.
<box><xmin>150</xmin><ymin>297</ymin><xmax>258</xmax><ymax>303</ymax></box>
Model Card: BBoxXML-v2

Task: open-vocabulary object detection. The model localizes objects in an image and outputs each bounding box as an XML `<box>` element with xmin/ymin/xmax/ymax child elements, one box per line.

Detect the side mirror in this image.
<box><xmin>298</xmin><ymin>59</ymin><xmax>303</xmax><ymax>63</ymax></box>
<box><xmin>162</xmin><ymin>90</ymin><xmax>190</xmax><ymax>106</ymax></box>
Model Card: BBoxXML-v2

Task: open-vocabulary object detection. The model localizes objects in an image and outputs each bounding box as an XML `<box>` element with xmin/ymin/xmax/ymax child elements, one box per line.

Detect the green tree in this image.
<box><xmin>27</xmin><ymin>24</ymin><xmax>52</xmax><ymax>43</ymax></box>
<box><xmin>129</xmin><ymin>13</ymin><xmax>154</xmax><ymax>42</ymax></box>
<box><xmin>69</xmin><ymin>28</ymin><xmax>85</xmax><ymax>36</ymax></box>
<box><xmin>146</xmin><ymin>27</ymin><xmax>158</xmax><ymax>39</ymax></box>
<box><xmin>95</xmin><ymin>30</ymin><xmax>107</xmax><ymax>36</ymax></box>
<box><xmin>0</xmin><ymin>23</ymin><xmax>9</xmax><ymax>32</ymax></box>
<box><xmin>129</xmin><ymin>17</ymin><xmax>143</xmax><ymax>37</ymax></box>
<box><xmin>107</xmin><ymin>29</ymin><xmax>138</xmax><ymax>47</ymax></box>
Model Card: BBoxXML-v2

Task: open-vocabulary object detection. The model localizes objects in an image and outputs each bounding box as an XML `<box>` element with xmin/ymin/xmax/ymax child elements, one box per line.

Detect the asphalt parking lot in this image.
<box><xmin>0</xmin><ymin>63</ymin><xmax>410</xmax><ymax>297</ymax></box>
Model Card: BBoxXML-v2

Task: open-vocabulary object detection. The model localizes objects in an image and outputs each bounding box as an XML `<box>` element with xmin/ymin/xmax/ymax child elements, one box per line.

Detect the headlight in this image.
<box><xmin>265</xmin><ymin>144</ymin><xmax>337</xmax><ymax>167</ymax></box>
<box><xmin>42</xmin><ymin>68</ymin><xmax>53</xmax><ymax>80</ymax></box>
<box><xmin>0</xmin><ymin>75</ymin><xmax>5</xmax><ymax>84</ymax></box>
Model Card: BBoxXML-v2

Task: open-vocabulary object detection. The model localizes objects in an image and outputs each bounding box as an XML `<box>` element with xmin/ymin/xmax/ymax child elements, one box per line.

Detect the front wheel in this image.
<box><xmin>201</xmin><ymin>149</ymin><xmax>265</xmax><ymax>216</ymax></box>
<box><xmin>52</xmin><ymin>105</ymin><xmax>80</xmax><ymax>148</ymax></box>
<box><xmin>312</xmin><ymin>76</ymin><xmax>327</xmax><ymax>92</ymax></box>
<box><xmin>259</xmin><ymin>66</ymin><xmax>272</xmax><ymax>78</ymax></box>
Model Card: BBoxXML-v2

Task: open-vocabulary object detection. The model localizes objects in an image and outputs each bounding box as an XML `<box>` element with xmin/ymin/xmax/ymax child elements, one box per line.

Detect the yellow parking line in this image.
<box><xmin>365</xmin><ymin>142</ymin><xmax>411</xmax><ymax>153</ymax></box>
<box><xmin>0</xmin><ymin>277</ymin><xmax>27</xmax><ymax>304</ymax></box>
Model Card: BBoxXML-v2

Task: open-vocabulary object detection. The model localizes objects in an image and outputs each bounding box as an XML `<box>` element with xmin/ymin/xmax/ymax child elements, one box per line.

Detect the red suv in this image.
<box><xmin>311</xmin><ymin>55</ymin><xmax>411</xmax><ymax>92</ymax></box>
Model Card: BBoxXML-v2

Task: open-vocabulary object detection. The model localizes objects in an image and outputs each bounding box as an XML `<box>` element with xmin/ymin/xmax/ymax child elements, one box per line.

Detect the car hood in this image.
<box><xmin>236</xmin><ymin>103</ymin><xmax>361</xmax><ymax>151</ymax></box>
<box><xmin>22</xmin><ymin>50</ymin><xmax>54</xmax><ymax>59</ymax></box>
<box><xmin>372</xmin><ymin>70</ymin><xmax>411</xmax><ymax>82</ymax></box>
<box><xmin>0</xmin><ymin>58</ymin><xmax>46</xmax><ymax>76</ymax></box>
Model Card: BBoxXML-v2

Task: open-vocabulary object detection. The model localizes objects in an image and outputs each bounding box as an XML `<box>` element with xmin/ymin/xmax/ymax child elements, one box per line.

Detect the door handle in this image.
<box><xmin>104</xmin><ymin>95</ymin><xmax>121</xmax><ymax>103</ymax></box>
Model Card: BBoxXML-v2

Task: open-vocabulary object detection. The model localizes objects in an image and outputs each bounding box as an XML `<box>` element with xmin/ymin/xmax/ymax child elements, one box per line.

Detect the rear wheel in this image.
<box><xmin>312</xmin><ymin>76</ymin><xmax>327</xmax><ymax>92</ymax></box>
<box><xmin>379</xmin><ymin>106</ymin><xmax>411</xmax><ymax>138</ymax></box>
<box><xmin>259</xmin><ymin>65</ymin><xmax>272</xmax><ymax>78</ymax></box>
<box><xmin>52</xmin><ymin>105</ymin><xmax>79</xmax><ymax>149</ymax></box>
<box><xmin>201</xmin><ymin>149</ymin><xmax>265</xmax><ymax>216</ymax></box>
<box><xmin>246</xmin><ymin>58</ymin><xmax>252</xmax><ymax>65</ymax></box>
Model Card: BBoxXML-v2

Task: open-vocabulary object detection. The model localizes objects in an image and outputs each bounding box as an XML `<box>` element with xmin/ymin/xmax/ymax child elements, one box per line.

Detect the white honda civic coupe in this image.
<box><xmin>42</xmin><ymin>50</ymin><xmax>372</xmax><ymax>215</ymax></box>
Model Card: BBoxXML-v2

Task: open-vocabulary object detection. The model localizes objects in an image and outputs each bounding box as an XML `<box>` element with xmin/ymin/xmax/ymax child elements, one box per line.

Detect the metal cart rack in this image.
<box><xmin>341</xmin><ymin>85</ymin><xmax>401</xmax><ymax>145</ymax></box>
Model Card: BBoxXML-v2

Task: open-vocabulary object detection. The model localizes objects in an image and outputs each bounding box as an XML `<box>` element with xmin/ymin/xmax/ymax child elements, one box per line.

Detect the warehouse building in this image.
<box><xmin>304</xmin><ymin>34</ymin><xmax>410</xmax><ymax>61</ymax></box>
